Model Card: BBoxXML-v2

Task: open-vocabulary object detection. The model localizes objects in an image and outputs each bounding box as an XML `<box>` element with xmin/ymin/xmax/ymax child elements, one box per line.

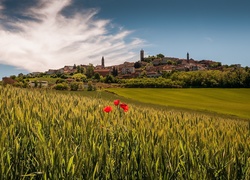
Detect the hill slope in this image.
<box><xmin>107</xmin><ymin>88</ymin><xmax>250</xmax><ymax>119</ymax></box>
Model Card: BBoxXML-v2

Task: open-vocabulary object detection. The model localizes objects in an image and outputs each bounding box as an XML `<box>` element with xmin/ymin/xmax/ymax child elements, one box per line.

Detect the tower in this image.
<box><xmin>101</xmin><ymin>56</ymin><xmax>105</xmax><ymax>68</ymax></box>
<box><xmin>187</xmin><ymin>52</ymin><xmax>189</xmax><ymax>63</ymax></box>
<box><xmin>140</xmin><ymin>49</ymin><xmax>144</xmax><ymax>61</ymax></box>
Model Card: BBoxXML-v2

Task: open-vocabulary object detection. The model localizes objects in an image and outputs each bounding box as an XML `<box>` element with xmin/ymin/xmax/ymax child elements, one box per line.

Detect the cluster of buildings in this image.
<box><xmin>1</xmin><ymin>50</ymin><xmax>241</xmax><ymax>87</ymax></box>
<box><xmin>41</xmin><ymin>50</ymin><xmax>223</xmax><ymax>79</ymax></box>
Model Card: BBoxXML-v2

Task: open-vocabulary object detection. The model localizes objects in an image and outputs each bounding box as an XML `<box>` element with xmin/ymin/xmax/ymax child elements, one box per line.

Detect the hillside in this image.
<box><xmin>107</xmin><ymin>88</ymin><xmax>250</xmax><ymax>119</ymax></box>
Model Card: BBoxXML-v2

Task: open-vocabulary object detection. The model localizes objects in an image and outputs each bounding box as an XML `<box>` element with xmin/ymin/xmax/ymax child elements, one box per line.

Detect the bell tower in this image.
<box><xmin>140</xmin><ymin>49</ymin><xmax>144</xmax><ymax>61</ymax></box>
<box><xmin>101</xmin><ymin>56</ymin><xmax>105</xmax><ymax>68</ymax></box>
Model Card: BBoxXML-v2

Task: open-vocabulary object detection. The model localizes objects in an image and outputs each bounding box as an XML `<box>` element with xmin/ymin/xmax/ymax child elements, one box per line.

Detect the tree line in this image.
<box><xmin>122</xmin><ymin>67</ymin><xmax>250</xmax><ymax>88</ymax></box>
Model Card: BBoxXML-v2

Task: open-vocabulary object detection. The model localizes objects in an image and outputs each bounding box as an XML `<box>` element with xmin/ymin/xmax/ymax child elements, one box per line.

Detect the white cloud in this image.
<box><xmin>0</xmin><ymin>0</ymin><xmax>144</xmax><ymax>72</ymax></box>
<box><xmin>204</xmin><ymin>37</ymin><xmax>214</xmax><ymax>43</ymax></box>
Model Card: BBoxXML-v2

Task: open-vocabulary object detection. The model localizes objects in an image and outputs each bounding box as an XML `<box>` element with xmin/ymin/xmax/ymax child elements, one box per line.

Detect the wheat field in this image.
<box><xmin>0</xmin><ymin>86</ymin><xmax>249</xmax><ymax>179</ymax></box>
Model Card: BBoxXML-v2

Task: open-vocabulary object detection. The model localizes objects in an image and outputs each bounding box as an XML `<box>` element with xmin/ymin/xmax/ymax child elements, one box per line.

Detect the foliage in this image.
<box><xmin>123</xmin><ymin>77</ymin><xmax>183</xmax><ymax>88</ymax></box>
<box><xmin>134</xmin><ymin>61</ymin><xmax>141</xmax><ymax>69</ymax></box>
<box><xmin>156</xmin><ymin>53</ymin><xmax>165</xmax><ymax>58</ymax></box>
<box><xmin>72</xmin><ymin>73</ymin><xmax>87</xmax><ymax>82</ymax></box>
<box><xmin>56</xmin><ymin>79</ymin><xmax>66</xmax><ymax>84</ymax></box>
<box><xmin>122</xmin><ymin>68</ymin><xmax>250</xmax><ymax>88</ymax></box>
<box><xmin>70</xmin><ymin>82</ymin><xmax>83</xmax><ymax>91</ymax></box>
<box><xmin>142</xmin><ymin>56</ymin><xmax>155</xmax><ymax>63</ymax></box>
<box><xmin>87</xmin><ymin>81</ymin><xmax>95</xmax><ymax>91</ymax></box>
<box><xmin>51</xmin><ymin>73</ymin><xmax>68</xmax><ymax>79</ymax></box>
<box><xmin>112</xmin><ymin>67</ymin><xmax>118</xmax><ymax>77</ymax></box>
<box><xmin>76</xmin><ymin>65</ymin><xmax>85</xmax><ymax>74</ymax></box>
<box><xmin>10</xmin><ymin>75</ymin><xmax>16</xmax><ymax>80</ymax></box>
<box><xmin>33</xmin><ymin>80</ymin><xmax>38</xmax><ymax>87</ymax></box>
<box><xmin>93</xmin><ymin>72</ymin><xmax>101</xmax><ymax>81</ymax></box>
<box><xmin>0</xmin><ymin>86</ymin><xmax>250</xmax><ymax>179</ymax></box>
<box><xmin>53</xmin><ymin>83</ymin><xmax>69</xmax><ymax>90</ymax></box>
<box><xmin>105</xmin><ymin>74</ymin><xmax>116</xmax><ymax>83</ymax></box>
<box><xmin>86</xmin><ymin>64</ymin><xmax>94</xmax><ymax>78</ymax></box>
<box><xmin>12</xmin><ymin>79</ymin><xmax>29</xmax><ymax>88</ymax></box>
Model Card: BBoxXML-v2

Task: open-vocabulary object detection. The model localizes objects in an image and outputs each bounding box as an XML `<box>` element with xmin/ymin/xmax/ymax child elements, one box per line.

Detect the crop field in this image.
<box><xmin>107</xmin><ymin>88</ymin><xmax>250</xmax><ymax>120</ymax></box>
<box><xmin>0</xmin><ymin>86</ymin><xmax>250</xmax><ymax>179</ymax></box>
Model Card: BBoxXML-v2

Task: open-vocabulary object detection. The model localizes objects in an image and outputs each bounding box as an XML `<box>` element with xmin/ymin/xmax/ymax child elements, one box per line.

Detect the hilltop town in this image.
<box><xmin>2</xmin><ymin>50</ymin><xmax>248</xmax><ymax>89</ymax></box>
<box><xmin>30</xmin><ymin>50</ymin><xmax>238</xmax><ymax>79</ymax></box>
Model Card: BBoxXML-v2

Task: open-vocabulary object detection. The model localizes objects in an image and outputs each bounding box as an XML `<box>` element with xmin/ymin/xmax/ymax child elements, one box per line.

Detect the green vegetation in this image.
<box><xmin>54</xmin><ymin>82</ymin><xmax>70</xmax><ymax>90</ymax></box>
<box><xmin>3</xmin><ymin>64</ymin><xmax>250</xmax><ymax>91</ymax></box>
<box><xmin>107</xmin><ymin>88</ymin><xmax>250</xmax><ymax>119</ymax></box>
<box><xmin>1</xmin><ymin>86</ymin><xmax>250</xmax><ymax>179</ymax></box>
<box><xmin>123</xmin><ymin>68</ymin><xmax>250</xmax><ymax>88</ymax></box>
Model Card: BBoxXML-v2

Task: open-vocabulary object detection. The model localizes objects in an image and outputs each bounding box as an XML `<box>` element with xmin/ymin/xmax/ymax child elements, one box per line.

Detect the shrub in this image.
<box><xmin>56</xmin><ymin>79</ymin><xmax>66</xmax><ymax>84</ymax></box>
<box><xmin>53</xmin><ymin>83</ymin><xmax>69</xmax><ymax>90</ymax></box>
<box><xmin>70</xmin><ymin>82</ymin><xmax>80</xmax><ymax>91</ymax></box>
<box><xmin>87</xmin><ymin>81</ymin><xmax>95</xmax><ymax>91</ymax></box>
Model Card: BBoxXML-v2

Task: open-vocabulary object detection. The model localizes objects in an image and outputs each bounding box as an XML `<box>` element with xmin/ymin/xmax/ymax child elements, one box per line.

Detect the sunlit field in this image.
<box><xmin>0</xmin><ymin>86</ymin><xmax>250</xmax><ymax>179</ymax></box>
<box><xmin>107</xmin><ymin>88</ymin><xmax>250</xmax><ymax>119</ymax></box>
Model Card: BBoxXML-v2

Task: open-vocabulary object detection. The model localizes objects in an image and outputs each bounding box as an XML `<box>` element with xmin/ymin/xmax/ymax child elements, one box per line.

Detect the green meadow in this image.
<box><xmin>107</xmin><ymin>88</ymin><xmax>250</xmax><ymax>120</ymax></box>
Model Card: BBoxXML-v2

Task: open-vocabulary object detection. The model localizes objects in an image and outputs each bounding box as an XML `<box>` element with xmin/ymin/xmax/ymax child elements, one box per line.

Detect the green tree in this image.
<box><xmin>156</xmin><ymin>53</ymin><xmax>164</xmax><ymax>58</ymax></box>
<box><xmin>18</xmin><ymin>73</ymin><xmax>24</xmax><ymax>78</ymax></box>
<box><xmin>86</xmin><ymin>64</ymin><xmax>94</xmax><ymax>78</ymax></box>
<box><xmin>70</xmin><ymin>82</ymin><xmax>80</xmax><ymax>91</ymax></box>
<box><xmin>34</xmin><ymin>80</ymin><xmax>38</xmax><ymax>88</ymax></box>
<box><xmin>22</xmin><ymin>81</ymin><xmax>29</xmax><ymax>88</ymax></box>
<box><xmin>77</xmin><ymin>65</ymin><xmax>81</xmax><ymax>73</ymax></box>
<box><xmin>38</xmin><ymin>81</ymin><xmax>42</xmax><ymax>88</ymax></box>
<box><xmin>53</xmin><ymin>83</ymin><xmax>69</xmax><ymax>90</ymax></box>
<box><xmin>112</xmin><ymin>67</ymin><xmax>118</xmax><ymax>77</ymax></box>
<box><xmin>77</xmin><ymin>65</ymin><xmax>85</xmax><ymax>74</ymax></box>
<box><xmin>94</xmin><ymin>72</ymin><xmax>101</xmax><ymax>81</ymax></box>
<box><xmin>10</xmin><ymin>75</ymin><xmax>16</xmax><ymax>80</ymax></box>
<box><xmin>244</xmin><ymin>69</ymin><xmax>250</xmax><ymax>87</ymax></box>
<box><xmin>134</xmin><ymin>61</ymin><xmax>141</xmax><ymax>69</ymax></box>
<box><xmin>105</xmin><ymin>74</ymin><xmax>115</xmax><ymax>83</ymax></box>
<box><xmin>72</xmin><ymin>73</ymin><xmax>87</xmax><ymax>82</ymax></box>
<box><xmin>87</xmin><ymin>81</ymin><xmax>95</xmax><ymax>91</ymax></box>
<box><xmin>143</xmin><ymin>56</ymin><xmax>154</xmax><ymax>63</ymax></box>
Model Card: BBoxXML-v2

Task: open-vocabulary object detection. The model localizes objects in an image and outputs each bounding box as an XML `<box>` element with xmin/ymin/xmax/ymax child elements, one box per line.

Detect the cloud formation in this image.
<box><xmin>0</xmin><ymin>0</ymin><xmax>144</xmax><ymax>72</ymax></box>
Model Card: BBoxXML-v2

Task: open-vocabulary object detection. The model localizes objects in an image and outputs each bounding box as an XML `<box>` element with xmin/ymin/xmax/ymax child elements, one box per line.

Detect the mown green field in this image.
<box><xmin>107</xmin><ymin>88</ymin><xmax>250</xmax><ymax>119</ymax></box>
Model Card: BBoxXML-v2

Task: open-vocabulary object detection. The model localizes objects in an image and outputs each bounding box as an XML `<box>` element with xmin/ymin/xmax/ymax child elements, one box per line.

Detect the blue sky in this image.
<box><xmin>0</xmin><ymin>0</ymin><xmax>250</xmax><ymax>79</ymax></box>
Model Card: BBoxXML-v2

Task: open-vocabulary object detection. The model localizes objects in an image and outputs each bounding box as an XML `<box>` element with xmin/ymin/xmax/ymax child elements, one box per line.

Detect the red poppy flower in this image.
<box><xmin>120</xmin><ymin>103</ymin><xmax>129</xmax><ymax>112</ymax></box>
<box><xmin>114</xmin><ymin>99</ymin><xmax>120</xmax><ymax>106</ymax></box>
<box><xmin>103</xmin><ymin>106</ymin><xmax>112</xmax><ymax>113</ymax></box>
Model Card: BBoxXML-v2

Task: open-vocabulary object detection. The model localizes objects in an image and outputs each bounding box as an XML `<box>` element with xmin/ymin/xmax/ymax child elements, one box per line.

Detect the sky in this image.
<box><xmin>0</xmin><ymin>0</ymin><xmax>250</xmax><ymax>79</ymax></box>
